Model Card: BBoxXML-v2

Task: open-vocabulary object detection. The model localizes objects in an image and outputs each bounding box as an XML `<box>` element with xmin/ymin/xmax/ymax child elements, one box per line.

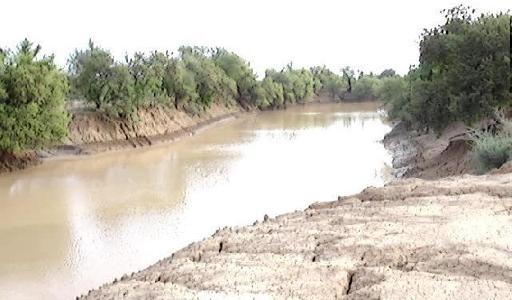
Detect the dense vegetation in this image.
<box><xmin>376</xmin><ymin>6</ymin><xmax>511</xmax><ymax>172</ymax></box>
<box><xmin>0</xmin><ymin>40</ymin><xmax>69</xmax><ymax>153</ymax></box>
<box><xmin>1</xmin><ymin>38</ymin><xmax>386</xmax><ymax>153</ymax></box>
<box><xmin>380</xmin><ymin>6</ymin><xmax>511</xmax><ymax>131</ymax></box>
<box><xmin>1</xmin><ymin>5</ymin><xmax>508</xmax><ymax>161</ymax></box>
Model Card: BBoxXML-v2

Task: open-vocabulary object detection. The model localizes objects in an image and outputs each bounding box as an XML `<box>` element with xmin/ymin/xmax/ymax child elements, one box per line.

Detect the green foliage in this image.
<box><xmin>251</xmin><ymin>65</ymin><xmax>321</xmax><ymax>110</ymax></box>
<box><xmin>127</xmin><ymin>52</ymin><xmax>167</xmax><ymax>107</ymax></box>
<box><xmin>310</xmin><ymin>66</ymin><xmax>347</xmax><ymax>99</ymax></box>
<box><xmin>212</xmin><ymin>48</ymin><xmax>257</xmax><ymax>99</ymax></box>
<box><xmin>179</xmin><ymin>46</ymin><xmax>237</xmax><ymax>109</ymax></box>
<box><xmin>389</xmin><ymin>7</ymin><xmax>511</xmax><ymax>131</ymax></box>
<box><xmin>68</xmin><ymin>44</ymin><xmax>240</xmax><ymax>117</ymax></box>
<box><xmin>342</xmin><ymin>66</ymin><xmax>355</xmax><ymax>93</ymax></box>
<box><xmin>352</xmin><ymin>75</ymin><xmax>381</xmax><ymax>99</ymax></box>
<box><xmin>254</xmin><ymin>76</ymin><xmax>284</xmax><ymax>109</ymax></box>
<box><xmin>375</xmin><ymin>76</ymin><xmax>409</xmax><ymax>120</ymax></box>
<box><xmin>99</xmin><ymin>64</ymin><xmax>136</xmax><ymax>118</ymax></box>
<box><xmin>68</xmin><ymin>40</ymin><xmax>116</xmax><ymax>109</ymax></box>
<box><xmin>264</xmin><ymin>65</ymin><xmax>315</xmax><ymax>107</ymax></box>
<box><xmin>0</xmin><ymin>39</ymin><xmax>69</xmax><ymax>153</ymax></box>
<box><xmin>471</xmin><ymin>120</ymin><xmax>512</xmax><ymax>173</ymax></box>
<box><xmin>163</xmin><ymin>57</ymin><xmax>198</xmax><ymax>109</ymax></box>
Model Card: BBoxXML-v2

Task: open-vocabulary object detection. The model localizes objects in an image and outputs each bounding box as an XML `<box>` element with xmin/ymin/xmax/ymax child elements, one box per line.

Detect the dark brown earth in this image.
<box><xmin>0</xmin><ymin>151</ymin><xmax>40</xmax><ymax>173</ymax></box>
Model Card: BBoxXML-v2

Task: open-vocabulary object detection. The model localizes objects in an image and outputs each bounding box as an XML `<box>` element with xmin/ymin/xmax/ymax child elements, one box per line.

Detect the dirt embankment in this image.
<box><xmin>1</xmin><ymin>94</ymin><xmax>348</xmax><ymax>173</ymax></box>
<box><xmin>0</xmin><ymin>151</ymin><xmax>41</xmax><ymax>173</ymax></box>
<box><xmin>0</xmin><ymin>103</ymin><xmax>245</xmax><ymax>173</ymax></box>
<box><xmin>383</xmin><ymin>121</ymin><xmax>474</xmax><ymax>179</ymax></box>
<box><xmin>61</xmin><ymin>103</ymin><xmax>243</xmax><ymax>155</ymax></box>
<box><xmin>80</xmin><ymin>170</ymin><xmax>512</xmax><ymax>300</ymax></box>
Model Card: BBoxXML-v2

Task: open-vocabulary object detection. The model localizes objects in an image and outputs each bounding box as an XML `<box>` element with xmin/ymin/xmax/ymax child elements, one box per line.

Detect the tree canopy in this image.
<box><xmin>0</xmin><ymin>40</ymin><xmax>69</xmax><ymax>153</ymax></box>
<box><xmin>381</xmin><ymin>6</ymin><xmax>511</xmax><ymax>131</ymax></box>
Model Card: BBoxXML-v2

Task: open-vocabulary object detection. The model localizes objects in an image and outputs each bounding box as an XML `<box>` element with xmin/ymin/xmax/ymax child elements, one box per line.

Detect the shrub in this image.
<box><xmin>68</xmin><ymin>40</ymin><xmax>116</xmax><ymax>110</ymax></box>
<box><xmin>352</xmin><ymin>76</ymin><xmax>381</xmax><ymax>99</ymax></box>
<box><xmin>412</xmin><ymin>7</ymin><xmax>510</xmax><ymax>130</ymax></box>
<box><xmin>212</xmin><ymin>48</ymin><xmax>257</xmax><ymax>99</ymax></box>
<box><xmin>0</xmin><ymin>39</ymin><xmax>69</xmax><ymax>153</ymax></box>
<box><xmin>471</xmin><ymin>119</ymin><xmax>512</xmax><ymax>173</ymax></box>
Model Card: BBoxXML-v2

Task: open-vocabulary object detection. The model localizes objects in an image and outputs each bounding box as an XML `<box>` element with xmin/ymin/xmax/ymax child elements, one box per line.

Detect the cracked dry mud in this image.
<box><xmin>81</xmin><ymin>172</ymin><xmax>512</xmax><ymax>299</ymax></box>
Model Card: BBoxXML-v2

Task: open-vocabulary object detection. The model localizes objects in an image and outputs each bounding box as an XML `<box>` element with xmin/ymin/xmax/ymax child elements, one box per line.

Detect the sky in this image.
<box><xmin>1</xmin><ymin>0</ymin><xmax>509</xmax><ymax>76</ymax></box>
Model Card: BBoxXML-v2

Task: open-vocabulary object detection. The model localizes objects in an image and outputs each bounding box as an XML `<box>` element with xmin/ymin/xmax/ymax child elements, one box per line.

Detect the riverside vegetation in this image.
<box><xmin>1</xmin><ymin>41</ymin><xmax>389</xmax><ymax>157</ymax></box>
<box><xmin>377</xmin><ymin>6</ymin><xmax>511</xmax><ymax>173</ymax></box>
<box><xmin>0</xmin><ymin>6</ymin><xmax>510</xmax><ymax>173</ymax></box>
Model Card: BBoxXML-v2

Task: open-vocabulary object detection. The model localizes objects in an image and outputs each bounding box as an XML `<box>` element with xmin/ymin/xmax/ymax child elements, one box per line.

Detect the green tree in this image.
<box><xmin>68</xmin><ymin>40</ymin><xmax>115</xmax><ymax>109</ymax></box>
<box><xmin>68</xmin><ymin>40</ymin><xmax>138</xmax><ymax>118</ymax></box>
<box><xmin>212</xmin><ymin>48</ymin><xmax>257</xmax><ymax>100</ymax></box>
<box><xmin>412</xmin><ymin>6</ymin><xmax>511</xmax><ymax>130</ymax></box>
<box><xmin>352</xmin><ymin>75</ymin><xmax>381</xmax><ymax>99</ymax></box>
<box><xmin>0</xmin><ymin>39</ymin><xmax>69</xmax><ymax>153</ymax></box>
<box><xmin>342</xmin><ymin>66</ymin><xmax>355</xmax><ymax>93</ymax></box>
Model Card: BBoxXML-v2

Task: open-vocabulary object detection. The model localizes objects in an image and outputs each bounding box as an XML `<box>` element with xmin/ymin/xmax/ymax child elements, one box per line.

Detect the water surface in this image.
<box><xmin>0</xmin><ymin>102</ymin><xmax>392</xmax><ymax>299</ymax></box>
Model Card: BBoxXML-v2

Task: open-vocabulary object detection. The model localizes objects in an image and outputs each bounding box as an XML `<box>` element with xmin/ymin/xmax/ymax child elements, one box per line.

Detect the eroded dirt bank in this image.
<box><xmin>1</xmin><ymin>95</ymin><xmax>344</xmax><ymax>173</ymax></box>
<box><xmin>80</xmin><ymin>171</ymin><xmax>512</xmax><ymax>299</ymax></box>
<box><xmin>383</xmin><ymin>121</ymin><xmax>474</xmax><ymax>179</ymax></box>
<box><xmin>0</xmin><ymin>103</ymin><xmax>244</xmax><ymax>173</ymax></box>
<box><xmin>53</xmin><ymin>103</ymin><xmax>244</xmax><ymax>155</ymax></box>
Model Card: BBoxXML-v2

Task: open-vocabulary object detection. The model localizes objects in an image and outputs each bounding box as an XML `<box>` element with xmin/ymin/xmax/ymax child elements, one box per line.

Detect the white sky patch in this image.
<box><xmin>1</xmin><ymin>0</ymin><xmax>509</xmax><ymax>76</ymax></box>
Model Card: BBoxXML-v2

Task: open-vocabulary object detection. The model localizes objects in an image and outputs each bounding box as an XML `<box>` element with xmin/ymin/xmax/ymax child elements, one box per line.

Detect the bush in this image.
<box><xmin>352</xmin><ymin>75</ymin><xmax>381</xmax><ymax>99</ymax></box>
<box><xmin>68</xmin><ymin>40</ymin><xmax>116</xmax><ymax>110</ymax></box>
<box><xmin>253</xmin><ymin>76</ymin><xmax>284</xmax><ymax>109</ymax></box>
<box><xmin>212</xmin><ymin>48</ymin><xmax>257</xmax><ymax>99</ymax></box>
<box><xmin>310</xmin><ymin>66</ymin><xmax>347</xmax><ymax>99</ymax></box>
<box><xmin>68</xmin><ymin>40</ymin><xmax>139</xmax><ymax>118</ymax></box>
<box><xmin>471</xmin><ymin>120</ymin><xmax>512</xmax><ymax>173</ymax></box>
<box><xmin>0</xmin><ymin>39</ymin><xmax>69</xmax><ymax>153</ymax></box>
<box><xmin>127</xmin><ymin>52</ymin><xmax>167</xmax><ymax>107</ymax></box>
<box><xmin>404</xmin><ymin>7</ymin><xmax>510</xmax><ymax>131</ymax></box>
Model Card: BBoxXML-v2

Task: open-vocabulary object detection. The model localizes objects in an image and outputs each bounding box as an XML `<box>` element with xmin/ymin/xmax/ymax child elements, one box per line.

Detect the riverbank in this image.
<box><xmin>383</xmin><ymin>121</ymin><xmax>474</xmax><ymax>179</ymax></box>
<box><xmin>0</xmin><ymin>94</ymin><xmax>351</xmax><ymax>174</ymax></box>
<box><xmin>0</xmin><ymin>103</ymin><xmax>245</xmax><ymax>173</ymax></box>
<box><xmin>0</xmin><ymin>102</ymin><xmax>391</xmax><ymax>300</ymax></box>
<box><xmin>80</xmin><ymin>168</ymin><xmax>512</xmax><ymax>299</ymax></box>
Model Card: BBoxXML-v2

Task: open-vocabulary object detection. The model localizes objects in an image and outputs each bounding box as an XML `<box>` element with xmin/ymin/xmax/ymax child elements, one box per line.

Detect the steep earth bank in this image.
<box><xmin>80</xmin><ymin>169</ymin><xmax>512</xmax><ymax>299</ymax></box>
<box><xmin>383</xmin><ymin>121</ymin><xmax>474</xmax><ymax>179</ymax></box>
<box><xmin>0</xmin><ymin>102</ymin><xmax>245</xmax><ymax>173</ymax></box>
<box><xmin>0</xmin><ymin>94</ymin><xmax>345</xmax><ymax>174</ymax></box>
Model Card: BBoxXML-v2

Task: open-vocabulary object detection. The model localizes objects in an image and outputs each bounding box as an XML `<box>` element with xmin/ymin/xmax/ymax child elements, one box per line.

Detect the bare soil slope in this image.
<box><xmin>384</xmin><ymin>122</ymin><xmax>474</xmax><ymax>179</ymax></box>
<box><xmin>0</xmin><ymin>103</ymin><xmax>244</xmax><ymax>173</ymax></box>
<box><xmin>81</xmin><ymin>171</ymin><xmax>512</xmax><ymax>299</ymax></box>
<box><xmin>64</xmin><ymin>103</ymin><xmax>243</xmax><ymax>154</ymax></box>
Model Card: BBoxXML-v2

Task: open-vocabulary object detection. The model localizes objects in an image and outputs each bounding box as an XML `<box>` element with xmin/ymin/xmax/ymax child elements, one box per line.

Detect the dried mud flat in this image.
<box><xmin>80</xmin><ymin>171</ymin><xmax>512</xmax><ymax>299</ymax></box>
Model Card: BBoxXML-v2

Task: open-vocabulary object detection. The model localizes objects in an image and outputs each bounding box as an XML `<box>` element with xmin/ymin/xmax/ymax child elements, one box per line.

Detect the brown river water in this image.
<box><xmin>0</xmin><ymin>102</ymin><xmax>392</xmax><ymax>299</ymax></box>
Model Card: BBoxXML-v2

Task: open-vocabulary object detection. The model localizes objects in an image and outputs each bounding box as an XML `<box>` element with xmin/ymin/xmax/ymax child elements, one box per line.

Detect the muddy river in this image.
<box><xmin>0</xmin><ymin>102</ymin><xmax>392</xmax><ymax>299</ymax></box>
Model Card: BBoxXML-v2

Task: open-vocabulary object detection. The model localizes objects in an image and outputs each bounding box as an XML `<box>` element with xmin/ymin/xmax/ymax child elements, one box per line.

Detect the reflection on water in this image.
<box><xmin>0</xmin><ymin>102</ymin><xmax>392</xmax><ymax>299</ymax></box>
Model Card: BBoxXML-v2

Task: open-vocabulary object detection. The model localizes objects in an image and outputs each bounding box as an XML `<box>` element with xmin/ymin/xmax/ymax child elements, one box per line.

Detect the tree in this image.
<box><xmin>385</xmin><ymin>7</ymin><xmax>511</xmax><ymax>131</ymax></box>
<box><xmin>0</xmin><ymin>39</ymin><xmax>69</xmax><ymax>153</ymax></box>
<box><xmin>68</xmin><ymin>41</ymin><xmax>138</xmax><ymax>118</ymax></box>
<box><xmin>342</xmin><ymin>66</ymin><xmax>355</xmax><ymax>93</ymax></box>
<box><xmin>378</xmin><ymin>69</ymin><xmax>396</xmax><ymax>78</ymax></box>
<box><xmin>68</xmin><ymin>40</ymin><xmax>115</xmax><ymax>109</ymax></box>
<box><xmin>212</xmin><ymin>48</ymin><xmax>257</xmax><ymax>100</ymax></box>
<box><xmin>352</xmin><ymin>75</ymin><xmax>381</xmax><ymax>99</ymax></box>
